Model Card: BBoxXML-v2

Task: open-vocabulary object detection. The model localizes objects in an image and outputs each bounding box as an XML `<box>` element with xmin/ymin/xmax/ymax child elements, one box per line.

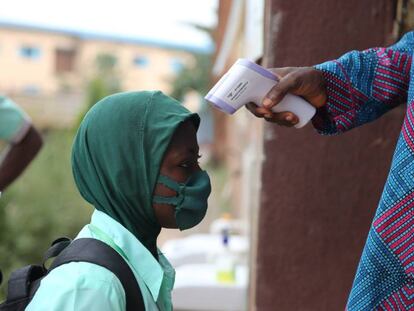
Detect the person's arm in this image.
<box><xmin>0</xmin><ymin>96</ymin><xmax>43</xmax><ymax>191</ymax></box>
<box><xmin>246</xmin><ymin>31</ymin><xmax>414</xmax><ymax>134</ymax></box>
<box><xmin>0</xmin><ymin>125</ymin><xmax>43</xmax><ymax>191</ymax></box>
<box><xmin>312</xmin><ymin>31</ymin><xmax>413</xmax><ymax>135</ymax></box>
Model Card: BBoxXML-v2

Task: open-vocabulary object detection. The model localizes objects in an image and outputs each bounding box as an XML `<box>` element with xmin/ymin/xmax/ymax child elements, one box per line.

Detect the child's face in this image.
<box><xmin>152</xmin><ymin>120</ymin><xmax>201</xmax><ymax>228</ymax></box>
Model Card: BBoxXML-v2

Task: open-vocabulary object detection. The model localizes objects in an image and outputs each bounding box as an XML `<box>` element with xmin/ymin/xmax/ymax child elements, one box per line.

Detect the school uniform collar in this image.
<box><xmin>89</xmin><ymin>209</ymin><xmax>173</xmax><ymax>302</ymax></box>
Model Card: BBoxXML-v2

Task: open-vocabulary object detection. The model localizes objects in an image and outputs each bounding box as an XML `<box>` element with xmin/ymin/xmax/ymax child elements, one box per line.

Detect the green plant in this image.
<box><xmin>169</xmin><ymin>22</ymin><xmax>213</xmax><ymax>101</ymax></box>
<box><xmin>169</xmin><ymin>53</ymin><xmax>212</xmax><ymax>101</ymax></box>
<box><xmin>76</xmin><ymin>53</ymin><xmax>122</xmax><ymax>126</ymax></box>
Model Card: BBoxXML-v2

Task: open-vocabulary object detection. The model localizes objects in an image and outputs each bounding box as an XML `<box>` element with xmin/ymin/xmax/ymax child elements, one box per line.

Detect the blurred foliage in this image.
<box><xmin>169</xmin><ymin>53</ymin><xmax>212</xmax><ymax>101</ymax></box>
<box><xmin>0</xmin><ymin>130</ymin><xmax>92</xmax><ymax>299</ymax></box>
<box><xmin>76</xmin><ymin>53</ymin><xmax>122</xmax><ymax>126</ymax></box>
<box><xmin>169</xmin><ymin>22</ymin><xmax>213</xmax><ymax>101</ymax></box>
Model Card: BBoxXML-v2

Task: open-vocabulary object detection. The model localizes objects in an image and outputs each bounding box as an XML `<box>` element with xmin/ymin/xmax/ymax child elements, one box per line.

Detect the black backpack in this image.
<box><xmin>0</xmin><ymin>237</ymin><xmax>145</xmax><ymax>311</ymax></box>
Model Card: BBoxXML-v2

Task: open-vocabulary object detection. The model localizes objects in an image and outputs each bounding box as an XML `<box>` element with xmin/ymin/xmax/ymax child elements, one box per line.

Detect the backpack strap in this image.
<box><xmin>2</xmin><ymin>239</ymin><xmax>67</xmax><ymax>307</ymax></box>
<box><xmin>42</xmin><ymin>237</ymin><xmax>72</xmax><ymax>266</ymax></box>
<box><xmin>6</xmin><ymin>265</ymin><xmax>45</xmax><ymax>302</ymax></box>
<box><xmin>50</xmin><ymin>238</ymin><xmax>145</xmax><ymax>311</ymax></box>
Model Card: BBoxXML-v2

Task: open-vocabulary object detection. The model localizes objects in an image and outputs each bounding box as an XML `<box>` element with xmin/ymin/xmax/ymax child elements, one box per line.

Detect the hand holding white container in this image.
<box><xmin>205</xmin><ymin>59</ymin><xmax>316</xmax><ymax>128</ymax></box>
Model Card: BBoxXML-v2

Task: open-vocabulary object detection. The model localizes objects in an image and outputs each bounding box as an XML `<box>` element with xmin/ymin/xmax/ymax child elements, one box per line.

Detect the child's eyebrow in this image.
<box><xmin>170</xmin><ymin>146</ymin><xmax>200</xmax><ymax>159</ymax></box>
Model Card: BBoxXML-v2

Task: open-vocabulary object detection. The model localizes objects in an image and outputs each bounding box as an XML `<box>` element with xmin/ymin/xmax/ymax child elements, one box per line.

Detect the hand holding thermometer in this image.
<box><xmin>204</xmin><ymin>59</ymin><xmax>316</xmax><ymax>128</ymax></box>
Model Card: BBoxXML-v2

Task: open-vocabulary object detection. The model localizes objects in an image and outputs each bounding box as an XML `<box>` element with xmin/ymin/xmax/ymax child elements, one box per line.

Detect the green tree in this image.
<box><xmin>169</xmin><ymin>53</ymin><xmax>212</xmax><ymax>101</ymax></box>
<box><xmin>77</xmin><ymin>53</ymin><xmax>122</xmax><ymax>126</ymax></box>
<box><xmin>169</xmin><ymin>23</ymin><xmax>213</xmax><ymax>101</ymax></box>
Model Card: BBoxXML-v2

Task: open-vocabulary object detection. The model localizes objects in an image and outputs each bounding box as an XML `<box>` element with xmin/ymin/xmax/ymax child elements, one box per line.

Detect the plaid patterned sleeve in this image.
<box><xmin>312</xmin><ymin>32</ymin><xmax>414</xmax><ymax>135</ymax></box>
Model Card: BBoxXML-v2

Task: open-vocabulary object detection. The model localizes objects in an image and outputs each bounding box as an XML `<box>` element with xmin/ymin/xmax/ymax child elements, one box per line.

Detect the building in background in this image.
<box><xmin>0</xmin><ymin>21</ymin><xmax>200</xmax><ymax>128</ymax></box>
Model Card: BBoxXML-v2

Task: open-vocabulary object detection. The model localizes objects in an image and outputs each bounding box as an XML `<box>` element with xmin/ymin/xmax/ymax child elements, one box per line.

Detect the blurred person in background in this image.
<box><xmin>247</xmin><ymin>32</ymin><xmax>414</xmax><ymax>310</ymax></box>
<box><xmin>26</xmin><ymin>91</ymin><xmax>211</xmax><ymax>311</ymax></box>
<box><xmin>0</xmin><ymin>95</ymin><xmax>43</xmax><ymax>192</ymax></box>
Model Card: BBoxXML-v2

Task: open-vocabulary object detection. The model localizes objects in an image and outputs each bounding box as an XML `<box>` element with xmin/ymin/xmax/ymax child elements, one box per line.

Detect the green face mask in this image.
<box><xmin>153</xmin><ymin>170</ymin><xmax>211</xmax><ymax>230</ymax></box>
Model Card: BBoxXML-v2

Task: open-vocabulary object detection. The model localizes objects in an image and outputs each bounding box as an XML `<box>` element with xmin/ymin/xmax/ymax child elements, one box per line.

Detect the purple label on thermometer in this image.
<box><xmin>205</xmin><ymin>94</ymin><xmax>237</xmax><ymax>114</ymax></box>
<box><xmin>235</xmin><ymin>59</ymin><xmax>278</xmax><ymax>81</ymax></box>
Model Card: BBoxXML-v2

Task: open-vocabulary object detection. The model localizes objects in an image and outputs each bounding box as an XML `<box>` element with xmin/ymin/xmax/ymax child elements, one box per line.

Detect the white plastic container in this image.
<box><xmin>214</xmin><ymin>230</ymin><xmax>236</xmax><ymax>284</ymax></box>
<box><xmin>205</xmin><ymin>58</ymin><xmax>316</xmax><ymax>128</ymax></box>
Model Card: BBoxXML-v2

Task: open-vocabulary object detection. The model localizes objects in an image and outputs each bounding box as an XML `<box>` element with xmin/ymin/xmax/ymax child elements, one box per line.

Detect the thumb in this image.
<box><xmin>263</xmin><ymin>72</ymin><xmax>299</xmax><ymax>109</ymax></box>
<box><xmin>269</xmin><ymin>67</ymin><xmax>296</xmax><ymax>80</ymax></box>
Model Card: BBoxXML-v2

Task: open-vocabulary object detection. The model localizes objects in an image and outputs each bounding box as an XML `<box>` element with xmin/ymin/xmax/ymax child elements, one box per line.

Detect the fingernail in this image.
<box><xmin>285</xmin><ymin>115</ymin><xmax>293</xmax><ymax>121</ymax></box>
<box><xmin>265</xmin><ymin>114</ymin><xmax>272</xmax><ymax>118</ymax></box>
<box><xmin>263</xmin><ymin>98</ymin><xmax>273</xmax><ymax>108</ymax></box>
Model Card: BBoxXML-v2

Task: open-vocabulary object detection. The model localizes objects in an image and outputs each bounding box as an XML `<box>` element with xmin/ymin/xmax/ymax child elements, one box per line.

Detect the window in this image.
<box><xmin>19</xmin><ymin>46</ymin><xmax>41</xmax><ymax>59</ymax></box>
<box><xmin>170</xmin><ymin>58</ymin><xmax>184</xmax><ymax>73</ymax></box>
<box><xmin>133</xmin><ymin>56</ymin><xmax>149</xmax><ymax>68</ymax></box>
<box><xmin>55</xmin><ymin>48</ymin><xmax>76</xmax><ymax>73</ymax></box>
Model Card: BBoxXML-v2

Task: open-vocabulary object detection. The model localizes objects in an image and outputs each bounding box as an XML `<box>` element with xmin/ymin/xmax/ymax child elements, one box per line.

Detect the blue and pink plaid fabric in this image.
<box><xmin>314</xmin><ymin>32</ymin><xmax>414</xmax><ymax>310</ymax></box>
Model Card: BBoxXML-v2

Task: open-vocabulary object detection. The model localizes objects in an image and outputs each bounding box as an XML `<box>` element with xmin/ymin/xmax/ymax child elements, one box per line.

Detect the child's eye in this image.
<box><xmin>179</xmin><ymin>155</ymin><xmax>202</xmax><ymax>169</ymax></box>
<box><xmin>179</xmin><ymin>162</ymin><xmax>190</xmax><ymax>168</ymax></box>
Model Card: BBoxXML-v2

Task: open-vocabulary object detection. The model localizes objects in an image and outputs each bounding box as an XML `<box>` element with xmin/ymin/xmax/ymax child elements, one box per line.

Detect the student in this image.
<box><xmin>26</xmin><ymin>91</ymin><xmax>211</xmax><ymax>311</ymax></box>
<box><xmin>247</xmin><ymin>32</ymin><xmax>414</xmax><ymax>310</ymax></box>
<box><xmin>0</xmin><ymin>95</ymin><xmax>43</xmax><ymax>191</ymax></box>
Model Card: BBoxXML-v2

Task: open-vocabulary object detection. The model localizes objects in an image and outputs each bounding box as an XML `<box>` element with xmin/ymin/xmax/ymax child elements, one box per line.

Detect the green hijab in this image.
<box><xmin>71</xmin><ymin>91</ymin><xmax>200</xmax><ymax>253</ymax></box>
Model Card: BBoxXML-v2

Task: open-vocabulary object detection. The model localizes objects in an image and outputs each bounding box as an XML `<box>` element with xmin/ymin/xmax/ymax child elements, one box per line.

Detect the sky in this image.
<box><xmin>0</xmin><ymin>0</ymin><xmax>218</xmax><ymax>51</ymax></box>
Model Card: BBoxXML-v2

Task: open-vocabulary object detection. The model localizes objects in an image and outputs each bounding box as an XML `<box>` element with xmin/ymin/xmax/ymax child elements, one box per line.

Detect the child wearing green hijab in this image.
<box><xmin>26</xmin><ymin>91</ymin><xmax>212</xmax><ymax>311</ymax></box>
